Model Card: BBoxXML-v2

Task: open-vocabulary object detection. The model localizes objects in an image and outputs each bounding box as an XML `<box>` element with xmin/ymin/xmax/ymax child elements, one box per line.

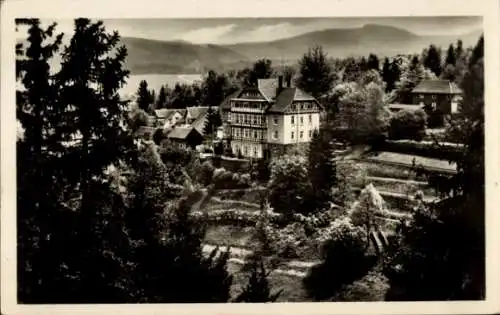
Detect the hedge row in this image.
<box><xmin>190</xmin><ymin>207</ymin><xmax>400</xmax><ymax>230</ymax></box>
<box><xmin>379</xmin><ymin>140</ymin><xmax>463</xmax><ymax>160</ymax></box>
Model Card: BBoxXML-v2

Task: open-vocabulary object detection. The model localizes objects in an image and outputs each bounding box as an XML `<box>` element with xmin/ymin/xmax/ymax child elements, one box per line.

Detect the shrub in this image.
<box><xmin>199</xmin><ymin>161</ymin><xmax>216</xmax><ymax>186</ymax></box>
<box><xmin>304</xmin><ymin>217</ymin><xmax>375</xmax><ymax>300</ymax></box>
<box><xmin>388</xmin><ymin>109</ymin><xmax>427</xmax><ymax>141</ymax></box>
<box><xmin>331</xmin><ymin>270</ymin><xmax>389</xmax><ymax>301</ymax></box>
<box><xmin>333</xmin><ymin>161</ymin><xmax>368</xmax><ymax>207</ymax></box>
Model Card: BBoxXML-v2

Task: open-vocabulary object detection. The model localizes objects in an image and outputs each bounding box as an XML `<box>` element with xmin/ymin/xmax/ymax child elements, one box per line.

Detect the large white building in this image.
<box><xmin>220</xmin><ymin>76</ymin><xmax>323</xmax><ymax>159</ymax></box>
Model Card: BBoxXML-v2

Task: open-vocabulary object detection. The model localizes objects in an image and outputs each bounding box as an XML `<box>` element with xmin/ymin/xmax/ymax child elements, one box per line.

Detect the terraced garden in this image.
<box><xmin>199</xmin><ymin>146</ymin><xmax>456</xmax><ymax>301</ymax></box>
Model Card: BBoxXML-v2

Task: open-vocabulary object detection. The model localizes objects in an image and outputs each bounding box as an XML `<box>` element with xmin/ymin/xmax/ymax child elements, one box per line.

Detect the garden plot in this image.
<box><xmin>364</xmin><ymin>152</ymin><xmax>457</xmax><ymax>174</ymax></box>
<box><xmin>203</xmin><ymin>197</ymin><xmax>261</xmax><ymax>212</ymax></box>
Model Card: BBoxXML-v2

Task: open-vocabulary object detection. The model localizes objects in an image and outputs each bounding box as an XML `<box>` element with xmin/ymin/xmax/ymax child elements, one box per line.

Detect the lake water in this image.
<box><xmin>119</xmin><ymin>74</ymin><xmax>203</xmax><ymax>98</ymax></box>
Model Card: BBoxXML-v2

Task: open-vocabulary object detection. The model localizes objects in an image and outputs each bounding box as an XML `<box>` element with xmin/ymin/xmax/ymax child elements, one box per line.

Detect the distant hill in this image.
<box><xmin>118</xmin><ymin>37</ymin><xmax>251</xmax><ymax>74</ymax></box>
<box><xmin>225</xmin><ymin>24</ymin><xmax>483</xmax><ymax>61</ymax></box>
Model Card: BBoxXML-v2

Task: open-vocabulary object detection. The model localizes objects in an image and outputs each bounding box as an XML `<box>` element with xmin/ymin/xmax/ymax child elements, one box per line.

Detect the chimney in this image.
<box><xmin>277</xmin><ymin>75</ymin><xmax>284</xmax><ymax>94</ymax></box>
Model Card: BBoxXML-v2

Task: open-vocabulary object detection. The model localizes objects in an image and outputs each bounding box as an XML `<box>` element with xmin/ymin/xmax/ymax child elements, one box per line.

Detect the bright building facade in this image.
<box><xmin>220</xmin><ymin>76</ymin><xmax>323</xmax><ymax>159</ymax></box>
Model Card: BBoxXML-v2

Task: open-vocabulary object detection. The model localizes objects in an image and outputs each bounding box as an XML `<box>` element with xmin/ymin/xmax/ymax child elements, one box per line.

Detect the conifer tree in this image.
<box><xmin>156</xmin><ymin>85</ymin><xmax>167</xmax><ymax>109</ymax></box>
<box><xmin>423</xmin><ymin>44</ymin><xmax>442</xmax><ymax>77</ymax></box>
<box><xmin>307</xmin><ymin>123</ymin><xmax>337</xmax><ymax>212</ymax></box>
<box><xmin>445</xmin><ymin>43</ymin><xmax>456</xmax><ymax>66</ymax></box>
<box><xmin>367</xmin><ymin>53</ymin><xmax>380</xmax><ymax>71</ymax></box>
<box><xmin>382</xmin><ymin>57</ymin><xmax>397</xmax><ymax>92</ymax></box>
<box><xmin>137</xmin><ymin>80</ymin><xmax>152</xmax><ymax>111</ymax></box>
<box><xmin>16</xmin><ymin>18</ymin><xmax>66</xmax><ymax>303</ymax></box>
<box><xmin>235</xmin><ymin>254</ymin><xmax>282</xmax><ymax>303</ymax></box>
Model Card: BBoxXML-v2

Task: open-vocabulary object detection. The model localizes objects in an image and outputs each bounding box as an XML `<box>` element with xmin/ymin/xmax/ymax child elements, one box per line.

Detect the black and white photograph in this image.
<box><xmin>2</xmin><ymin>0</ymin><xmax>499</xmax><ymax>314</ymax></box>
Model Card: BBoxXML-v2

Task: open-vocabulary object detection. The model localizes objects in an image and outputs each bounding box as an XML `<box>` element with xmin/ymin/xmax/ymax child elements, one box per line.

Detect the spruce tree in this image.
<box><xmin>296</xmin><ymin>46</ymin><xmax>336</xmax><ymax>98</ymax></box>
<box><xmin>367</xmin><ymin>53</ymin><xmax>380</xmax><ymax>71</ymax></box>
<box><xmin>203</xmin><ymin>106</ymin><xmax>222</xmax><ymax>138</ymax></box>
<box><xmin>423</xmin><ymin>44</ymin><xmax>442</xmax><ymax>77</ymax></box>
<box><xmin>17</xmin><ymin>18</ymin><xmax>135</xmax><ymax>302</ymax></box>
<box><xmin>16</xmin><ymin>18</ymin><xmax>66</xmax><ymax>303</ymax></box>
<box><xmin>235</xmin><ymin>254</ymin><xmax>282</xmax><ymax>303</ymax></box>
<box><xmin>126</xmin><ymin>144</ymin><xmax>233</xmax><ymax>302</ymax></box>
<box><xmin>307</xmin><ymin>123</ymin><xmax>337</xmax><ymax>212</ymax></box>
<box><xmin>445</xmin><ymin>44</ymin><xmax>456</xmax><ymax>66</ymax></box>
<box><xmin>382</xmin><ymin>57</ymin><xmax>396</xmax><ymax>92</ymax></box>
<box><xmin>137</xmin><ymin>80</ymin><xmax>151</xmax><ymax>111</ymax></box>
<box><xmin>156</xmin><ymin>85</ymin><xmax>167</xmax><ymax>109</ymax></box>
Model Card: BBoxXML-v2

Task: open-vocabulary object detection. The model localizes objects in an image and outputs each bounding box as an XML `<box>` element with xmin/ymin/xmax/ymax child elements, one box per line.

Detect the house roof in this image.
<box><xmin>411</xmin><ymin>80</ymin><xmax>462</xmax><ymax>94</ymax></box>
<box><xmin>266</xmin><ymin>87</ymin><xmax>318</xmax><ymax>113</ymax></box>
<box><xmin>154</xmin><ymin>108</ymin><xmax>186</xmax><ymax>119</ymax></box>
<box><xmin>167</xmin><ymin>127</ymin><xmax>199</xmax><ymax>140</ymax></box>
<box><xmin>186</xmin><ymin>106</ymin><xmax>213</xmax><ymax>120</ymax></box>
<box><xmin>220</xmin><ymin>90</ymin><xmax>242</xmax><ymax>111</ymax></box>
<box><xmin>257</xmin><ymin>79</ymin><xmax>279</xmax><ymax>101</ymax></box>
<box><xmin>219</xmin><ymin>77</ymin><xmax>320</xmax><ymax>114</ymax></box>
<box><xmin>134</xmin><ymin>126</ymin><xmax>156</xmax><ymax>138</ymax></box>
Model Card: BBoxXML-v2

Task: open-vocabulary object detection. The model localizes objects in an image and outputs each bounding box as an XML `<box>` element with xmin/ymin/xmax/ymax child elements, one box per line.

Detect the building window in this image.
<box><xmin>273</xmin><ymin>131</ymin><xmax>278</xmax><ymax>139</ymax></box>
<box><xmin>291</xmin><ymin>104</ymin><xmax>296</xmax><ymax>111</ymax></box>
<box><xmin>419</xmin><ymin>94</ymin><xmax>424</xmax><ymax>99</ymax></box>
<box><xmin>300</xmin><ymin>116</ymin><xmax>303</xmax><ymax>125</ymax></box>
<box><xmin>234</xmin><ymin>145</ymin><xmax>239</xmax><ymax>153</ymax></box>
<box><xmin>254</xmin><ymin>131</ymin><xmax>257</xmax><ymax>139</ymax></box>
<box><xmin>244</xmin><ymin>146</ymin><xmax>248</xmax><ymax>155</ymax></box>
<box><xmin>309</xmin><ymin>130</ymin><xmax>312</xmax><ymax>138</ymax></box>
<box><xmin>244</xmin><ymin>129</ymin><xmax>249</xmax><ymax>138</ymax></box>
<box><xmin>273</xmin><ymin>117</ymin><xmax>278</xmax><ymax>125</ymax></box>
<box><xmin>227</xmin><ymin>113</ymin><xmax>231</xmax><ymax>121</ymax></box>
<box><xmin>291</xmin><ymin>131</ymin><xmax>294</xmax><ymax>139</ymax></box>
<box><xmin>308</xmin><ymin>114</ymin><xmax>312</xmax><ymax>124</ymax></box>
<box><xmin>300</xmin><ymin>104</ymin><xmax>304</xmax><ymax>110</ymax></box>
<box><xmin>291</xmin><ymin>116</ymin><xmax>295</xmax><ymax>124</ymax></box>
<box><xmin>299</xmin><ymin>131</ymin><xmax>304</xmax><ymax>139</ymax></box>
<box><xmin>253</xmin><ymin>147</ymin><xmax>257</xmax><ymax>156</ymax></box>
<box><xmin>431</xmin><ymin>102</ymin><xmax>437</xmax><ymax>110</ymax></box>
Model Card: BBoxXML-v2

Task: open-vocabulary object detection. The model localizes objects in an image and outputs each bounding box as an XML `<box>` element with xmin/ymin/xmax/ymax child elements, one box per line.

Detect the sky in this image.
<box><xmin>24</xmin><ymin>16</ymin><xmax>482</xmax><ymax>45</ymax></box>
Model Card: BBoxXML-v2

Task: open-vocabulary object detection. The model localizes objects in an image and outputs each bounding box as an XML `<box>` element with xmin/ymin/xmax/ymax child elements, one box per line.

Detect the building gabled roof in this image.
<box><xmin>167</xmin><ymin>127</ymin><xmax>199</xmax><ymax>140</ymax></box>
<box><xmin>186</xmin><ymin>106</ymin><xmax>213</xmax><ymax>121</ymax></box>
<box><xmin>154</xmin><ymin>108</ymin><xmax>186</xmax><ymax>119</ymax></box>
<box><xmin>220</xmin><ymin>90</ymin><xmax>242</xmax><ymax>111</ymax></box>
<box><xmin>257</xmin><ymin>79</ymin><xmax>279</xmax><ymax>101</ymax></box>
<box><xmin>267</xmin><ymin>87</ymin><xmax>296</xmax><ymax>112</ymax></box>
<box><xmin>266</xmin><ymin>87</ymin><xmax>318</xmax><ymax>113</ymax></box>
<box><xmin>411</xmin><ymin>80</ymin><xmax>462</xmax><ymax>94</ymax></box>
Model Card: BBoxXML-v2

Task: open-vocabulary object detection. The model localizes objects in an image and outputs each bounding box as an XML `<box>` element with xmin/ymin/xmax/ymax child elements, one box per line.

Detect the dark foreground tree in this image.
<box><xmin>235</xmin><ymin>253</ymin><xmax>282</xmax><ymax>303</ymax></box>
<box><xmin>383</xmin><ymin>35</ymin><xmax>485</xmax><ymax>301</ymax></box>
<box><xmin>126</xmin><ymin>143</ymin><xmax>233</xmax><ymax>302</ymax></box>
<box><xmin>17</xmin><ymin>18</ymin><xmax>135</xmax><ymax>302</ymax></box>
<box><xmin>303</xmin><ymin>218</ymin><xmax>375</xmax><ymax>300</ymax></box>
<box><xmin>307</xmin><ymin>123</ymin><xmax>336</xmax><ymax>211</ymax></box>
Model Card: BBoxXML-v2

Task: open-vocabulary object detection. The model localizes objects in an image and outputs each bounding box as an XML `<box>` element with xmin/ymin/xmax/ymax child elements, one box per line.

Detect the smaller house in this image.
<box><xmin>154</xmin><ymin>108</ymin><xmax>187</xmax><ymax>129</ymax></box>
<box><xmin>411</xmin><ymin>80</ymin><xmax>463</xmax><ymax>114</ymax></box>
<box><xmin>134</xmin><ymin>126</ymin><xmax>157</xmax><ymax>141</ymax></box>
<box><xmin>184</xmin><ymin>106</ymin><xmax>218</xmax><ymax>136</ymax></box>
<box><xmin>166</xmin><ymin>127</ymin><xmax>204</xmax><ymax>149</ymax></box>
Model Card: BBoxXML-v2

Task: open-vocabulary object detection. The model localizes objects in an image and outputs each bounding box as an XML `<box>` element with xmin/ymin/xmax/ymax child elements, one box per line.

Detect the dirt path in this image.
<box><xmin>202</xmin><ymin>244</ymin><xmax>320</xmax><ymax>278</ymax></box>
